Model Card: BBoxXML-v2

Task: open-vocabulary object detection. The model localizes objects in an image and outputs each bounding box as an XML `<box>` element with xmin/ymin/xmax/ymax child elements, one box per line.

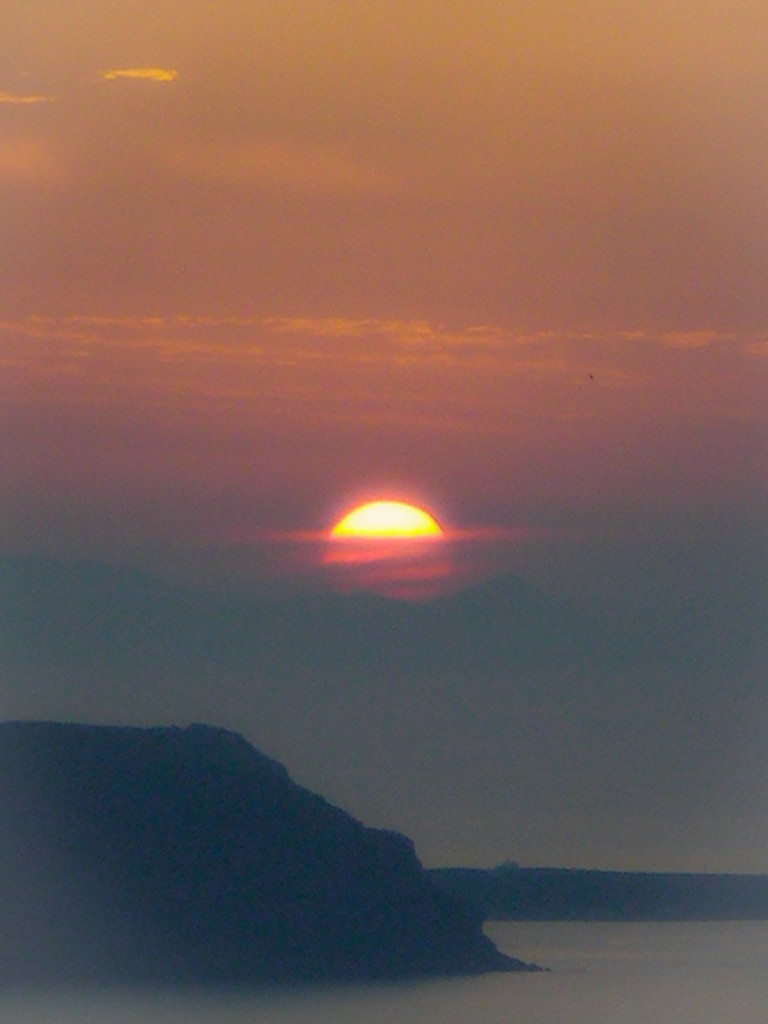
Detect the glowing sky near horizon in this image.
<box><xmin>1</xmin><ymin>0</ymin><xmax>766</xmax><ymax>572</ymax></box>
<box><xmin>1</xmin><ymin>0</ymin><xmax>767</xmax><ymax>875</ymax></box>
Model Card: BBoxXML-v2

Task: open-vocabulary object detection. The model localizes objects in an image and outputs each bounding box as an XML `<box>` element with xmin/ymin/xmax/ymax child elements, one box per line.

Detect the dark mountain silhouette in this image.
<box><xmin>0</xmin><ymin>720</ymin><xmax>533</xmax><ymax>985</ymax></box>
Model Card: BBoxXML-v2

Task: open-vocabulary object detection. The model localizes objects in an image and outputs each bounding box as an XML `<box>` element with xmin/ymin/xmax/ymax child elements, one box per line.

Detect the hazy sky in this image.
<box><xmin>2</xmin><ymin>2</ymin><xmax>766</xmax><ymax>872</ymax></box>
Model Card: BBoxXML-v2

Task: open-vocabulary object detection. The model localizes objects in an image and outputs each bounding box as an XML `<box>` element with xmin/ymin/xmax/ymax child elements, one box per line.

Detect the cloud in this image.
<box><xmin>3</xmin><ymin>316</ymin><xmax>762</xmax><ymax>369</ymax></box>
<box><xmin>0</xmin><ymin>91</ymin><xmax>56</xmax><ymax>104</ymax></box>
<box><xmin>3</xmin><ymin>317</ymin><xmax>764</xmax><ymax>430</ymax></box>
<box><xmin>658</xmin><ymin>331</ymin><xmax>721</xmax><ymax>349</ymax></box>
<box><xmin>101</xmin><ymin>68</ymin><xmax>178</xmax><ymax>83</ymax></box>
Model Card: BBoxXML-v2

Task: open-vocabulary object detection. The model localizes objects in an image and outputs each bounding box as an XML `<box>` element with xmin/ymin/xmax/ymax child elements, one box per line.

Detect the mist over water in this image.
<box><xmin>3</xmin><ymin>921</ymin><xmax>767</xmax><ymax>1024</ymax></box>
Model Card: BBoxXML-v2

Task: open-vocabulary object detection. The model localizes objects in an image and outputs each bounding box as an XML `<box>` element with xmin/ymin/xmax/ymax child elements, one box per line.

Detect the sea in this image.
<box><xmin>2</xmin><ymin>920</ymin><xmax>767</xmax><ymax>1024</ymax></box>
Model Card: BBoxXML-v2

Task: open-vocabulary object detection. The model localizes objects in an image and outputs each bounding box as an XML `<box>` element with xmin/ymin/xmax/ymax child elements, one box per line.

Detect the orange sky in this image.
<box><xmin>1</xmin><ymin>1</ymin><xmax>766</xmax><ymax>587</ymax></box>
<box><xmin>2</xmin><ymin>2</ymin><xmax>768</xmax><ymax>875</ymax></box>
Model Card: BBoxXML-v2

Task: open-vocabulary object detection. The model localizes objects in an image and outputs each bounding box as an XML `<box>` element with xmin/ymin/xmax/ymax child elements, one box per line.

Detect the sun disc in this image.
<box><xmin>330</xmin><ymin>500</ymin><xmax>443</xmax><ymax>539</ymax></box>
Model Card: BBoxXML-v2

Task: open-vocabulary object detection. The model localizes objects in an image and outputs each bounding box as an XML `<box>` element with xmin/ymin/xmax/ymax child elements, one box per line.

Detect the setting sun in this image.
<box><xmin>330</xmin><ymin>501</ymin><xmax>443</xmax><ymax>539</ymax></box>
<box><xmin>325</xmin><ymin>499</ymin><xmax>449</xmax><ymax>599</ymax></box>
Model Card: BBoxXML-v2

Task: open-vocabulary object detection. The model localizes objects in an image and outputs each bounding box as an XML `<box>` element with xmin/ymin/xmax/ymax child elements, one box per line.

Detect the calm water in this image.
<box><xmin>3</xmin><ymin>920</ymin><xmax>768</xmax><ymax>1023</ymax></box>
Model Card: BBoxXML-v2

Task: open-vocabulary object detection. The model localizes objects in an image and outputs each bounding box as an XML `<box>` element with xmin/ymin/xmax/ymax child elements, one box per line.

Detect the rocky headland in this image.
<box><xmin>0</xmin><ymin>720</ymin><xmax>532</xmax><ymax>985</ymax></box>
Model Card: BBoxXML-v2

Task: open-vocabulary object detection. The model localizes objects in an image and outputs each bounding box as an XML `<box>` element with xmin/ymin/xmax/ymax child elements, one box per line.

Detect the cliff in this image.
<box><xmin>0</xmin><ymin>721</ymin><xmax>530</xmax><ymax>984</ymax></box>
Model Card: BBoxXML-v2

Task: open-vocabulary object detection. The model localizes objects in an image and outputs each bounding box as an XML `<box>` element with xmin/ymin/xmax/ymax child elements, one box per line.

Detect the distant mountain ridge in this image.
<box><xmin>0</xmin><ymin>720</ymin><xmax>533</xmax><ymax>984</ymax></box>
<box><xmin>429</xmin><ymin>865</ymin><xmax>768</xmax><ymax>921</ymax></box>
<box><xmin>0</xmin><ymin>552</ymin><xmax>590</xmax><ymax>675</ymax></box>
<box><xmin>6</xmin><ymin>550</ymin><xmax>759</xmax><ymax>688</ymax></box>
<box><xmin>6</xmin><ymin>550</ymin><xmax>757</xmax><ymax>682</ymax></box>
